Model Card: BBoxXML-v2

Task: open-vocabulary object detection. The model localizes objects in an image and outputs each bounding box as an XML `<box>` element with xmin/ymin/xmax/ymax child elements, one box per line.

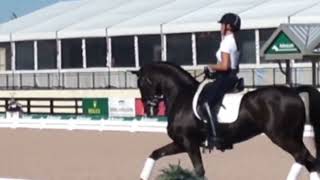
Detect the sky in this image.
<box><xmin>0</xmin><ymin>0</ymin><xmax>61</xmax><ymax>23</ymax></box>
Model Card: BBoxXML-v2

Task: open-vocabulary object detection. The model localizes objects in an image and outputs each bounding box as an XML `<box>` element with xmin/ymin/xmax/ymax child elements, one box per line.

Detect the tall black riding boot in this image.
<box><xmin>203</xmin><ymin>102</ymin><xmax>224</xmax><ymax>150</ymax></box>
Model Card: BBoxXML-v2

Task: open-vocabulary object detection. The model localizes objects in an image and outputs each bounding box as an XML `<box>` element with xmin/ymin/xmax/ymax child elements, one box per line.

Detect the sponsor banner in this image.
<box><xmin>158</xmin><ymin>101</ymin><xmax>166</xmax><ymax>116</ymax></box>
<box><xmin>109</xmin><ymin>98</ymin><xmax>135</xmax><ymax>117</ymax></box>
<box><xmin>135</xmin><ymin>99</ymin><xmax>144</xmax><ymax>116</ymax></box>
<box><xmin>82</xmin><ymin>98</ymin><xmax>108</xmax><ymax>117</ymax></box>
<box><xmin>135</xmin><ymin>98</ymin><xmax>166</xmax><ymax>116</ymax></box>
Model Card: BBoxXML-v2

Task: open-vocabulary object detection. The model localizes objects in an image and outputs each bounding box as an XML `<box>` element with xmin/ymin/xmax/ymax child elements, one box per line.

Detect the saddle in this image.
<box><xmin>228</xmin><ymin>78</ymin><xmax>244</xmax><ymax>93</ymax></box>
<box><xmin>192</xmin><ymin>77</ymin><xmax>245</xmax><ymax>120</ymax></box>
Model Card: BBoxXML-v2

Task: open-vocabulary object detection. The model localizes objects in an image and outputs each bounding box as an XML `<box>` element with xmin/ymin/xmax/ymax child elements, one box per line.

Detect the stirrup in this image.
<box><xmin>212</xmin><ymin>138</ymin><xmax>233</xmax><ymax>151</ymax></box>
<box><xmin>203</xmin><ymin>136</ymin><xmax>233</xmax><ymax>152</ymax></box>
<box><xmin>202</xmin><ymin>139</ymin><xmax>214</xmax><ymax>153</ymax></box>
<box><xmin>201</xmin><ymin>137</ymin><xmax>222</xmax><ymax>150</ymax></box>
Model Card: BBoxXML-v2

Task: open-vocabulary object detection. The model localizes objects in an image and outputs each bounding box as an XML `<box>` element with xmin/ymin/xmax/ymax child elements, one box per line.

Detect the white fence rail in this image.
<box><xmin>0</xmin><ymin>117</ymin><xmax>167</xmax><ymax>133</ymax></box>
<box><xmin>0</xmin><ymin>117</ymin><xmax>315</xmax><ymax>137</ymax></box>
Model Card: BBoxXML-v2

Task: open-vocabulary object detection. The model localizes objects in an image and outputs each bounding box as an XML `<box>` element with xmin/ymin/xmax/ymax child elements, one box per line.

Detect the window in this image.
<box><xmin>138</xmin><ymin>35</ymin><xmax>161</xmax><ymax>66</ymax></box>
<box><xmin>167</xmin><ymin>33</ymin><xmax>192</xmax><ymax>65</ymax></box>
<box><xmin>259</xmin><ymin>28</ymin><xmax>277</xmax><ymax>63</ymax></box>
<box><xmin>111</xmin><ymin>36</ymin><xmax>135</xmax><ymax>67</ymax></box>
<box><xmin>238</xmin><ymin>30</ymin><xmax>256</xmax><ymax>64</ymax></box>
<box><xmin>62</xmin><ymin>39</ymin><xmax>82</xmax><ymax>69</ymax></box>
<box><xmin>0</xmin><ymin>43</ymin><xmax>11</xmax><ymax>71</ymax></box>
<box><xmin>16</xmin><ymin>41</ymin><xmax>34</xmax><ymax>70</ymax></box>
<box><xmin>38</xmin><ymin>40</ymin><xmax>57</xmax><ymax>69</ymax></box>
<box><xmin>86</xmin><ymin>38</ymin><xmax>106</xmax><ymax>67</ymax></box>
<box><xmin>196</xmin><ymin>32</ymin><xmax>220</xmax><ymax>65</ymax></box>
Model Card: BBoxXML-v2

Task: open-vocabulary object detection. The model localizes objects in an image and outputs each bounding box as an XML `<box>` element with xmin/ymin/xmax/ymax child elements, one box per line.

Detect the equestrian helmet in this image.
<box><xmin>218</xmin><ymin>13</ymin><xmax>241</xmax><ymax>32</ymax></box>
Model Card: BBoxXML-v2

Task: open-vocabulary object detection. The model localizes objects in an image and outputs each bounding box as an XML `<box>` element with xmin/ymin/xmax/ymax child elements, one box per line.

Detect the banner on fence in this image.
<box><xmin>82</xmin><ymin>98</ymin><xmax>109</xmax><ymax>116</ymax></box>
<box><xmin>109</xmin><ymin>98</ymin><xmax>135</xmax><ymax>117</ymax></box>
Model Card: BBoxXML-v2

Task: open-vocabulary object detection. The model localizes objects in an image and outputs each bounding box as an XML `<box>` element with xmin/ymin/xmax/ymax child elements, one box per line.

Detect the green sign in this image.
<box><xmin>83</xmin><ymin>98</ymin><xmax>108</xmax><ymax>117</ymax></box>
<box><xmin>266</xmin><ymin>32</ymin><xmax>300</xmax><ymax>54</ymax></box>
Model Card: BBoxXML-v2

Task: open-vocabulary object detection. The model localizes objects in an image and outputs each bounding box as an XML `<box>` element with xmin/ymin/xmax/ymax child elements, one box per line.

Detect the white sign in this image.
<box><xmin>108</xmin><ymin>98</ymin><xmax>136</xmax><ymax>117</ymax></box>
<box><xmin>271</xmin><ymin>44</ymin><xmax>298</xmax><ymax>52</ymax></box>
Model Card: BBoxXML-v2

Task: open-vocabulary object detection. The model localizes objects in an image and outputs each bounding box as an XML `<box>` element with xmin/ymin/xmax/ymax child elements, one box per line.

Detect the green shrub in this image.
<box><xmin>156</xmin><ymin>163</ymin><xmax>205</xmax><ymax>180</ymax></box>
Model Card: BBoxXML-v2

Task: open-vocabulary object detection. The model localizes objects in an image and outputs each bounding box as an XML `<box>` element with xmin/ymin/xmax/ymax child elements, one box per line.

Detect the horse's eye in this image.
<box><xmin>140</xmin><ymin>77</ymin><xmax>152</xmax><ymax>86</ymax></box>
<box><xmin>146</xmin><ymin>78</ymin><xmax>152</xmax><ymax>85</ymax></box>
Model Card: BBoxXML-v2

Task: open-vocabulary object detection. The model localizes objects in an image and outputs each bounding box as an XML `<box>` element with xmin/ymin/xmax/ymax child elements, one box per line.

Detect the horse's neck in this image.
<box><xmin>162</xmin><ymin>83</ymin><xmax>197</xmax><ymax>113</ymax></box>
<box><xmin>157</xmin><ymin>69</ymin><xmax>198</xmax><ymax>112</ymax></box>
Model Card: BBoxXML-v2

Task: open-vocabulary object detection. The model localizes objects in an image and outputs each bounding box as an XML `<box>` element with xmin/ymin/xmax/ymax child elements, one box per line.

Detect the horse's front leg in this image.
<box><xmin>187</xmin><ymin>144</ymin><xmax>205</xmax><ymax>177</ymax></box>
<box><xmin>140</xmin><ymin>142</ymin><xmax>185</xmax><ymax>180</ymax></box>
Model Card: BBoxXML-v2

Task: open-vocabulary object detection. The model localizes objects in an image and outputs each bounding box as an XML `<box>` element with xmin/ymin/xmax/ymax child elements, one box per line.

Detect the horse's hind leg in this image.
<box><xmin>266</xmin><ymin>134</ymin><xmax>320</xmax><ymax>180</ymax></box>
<box><xmin>140</xmin><ymin>142</ymin><xmax>185</xmax><ymax>180</ymax></box>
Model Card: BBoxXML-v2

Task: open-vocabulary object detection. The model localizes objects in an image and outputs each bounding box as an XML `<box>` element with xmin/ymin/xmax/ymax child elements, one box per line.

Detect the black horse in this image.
<box><xmin>133</xmin><ymin>62</ymin><xmax>320</xmax><ymax>180</ymax></box>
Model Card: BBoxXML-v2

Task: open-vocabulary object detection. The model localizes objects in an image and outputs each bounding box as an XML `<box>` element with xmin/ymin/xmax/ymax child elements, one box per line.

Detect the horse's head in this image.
<box><xmin>132</xmin><ymin>69</ymin><xmax>163</xmax><ymax>117</ymax></box>
<box><xmin>132</xmin><ymin>62</ymin><xmax>199</xmax><ymax>116</ymax></box>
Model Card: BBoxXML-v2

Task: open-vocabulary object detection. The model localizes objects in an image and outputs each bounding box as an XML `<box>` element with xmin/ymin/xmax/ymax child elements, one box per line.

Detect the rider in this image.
<box><xmin>203</xmin><ymin>12</ymin><xmax>241</xmax><ymax>150</ymax></box>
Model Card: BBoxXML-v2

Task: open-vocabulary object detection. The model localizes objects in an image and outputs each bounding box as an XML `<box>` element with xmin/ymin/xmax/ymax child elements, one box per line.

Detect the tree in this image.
<box><xmin>11</xmin><ymin>12</ymin><xmax>18</xmax><ymax>20</ymax></box>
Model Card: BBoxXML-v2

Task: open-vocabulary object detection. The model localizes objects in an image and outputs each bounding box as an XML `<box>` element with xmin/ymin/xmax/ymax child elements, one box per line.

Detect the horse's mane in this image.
<box><xmin>144</xmin><ymin>62</ymin><xmax>199</xmax><ymax>87</ymax></box>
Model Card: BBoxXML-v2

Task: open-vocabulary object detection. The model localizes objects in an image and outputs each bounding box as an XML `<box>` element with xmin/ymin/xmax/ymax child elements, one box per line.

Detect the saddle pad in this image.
<box><xmin>192</xmin><ymin>79</ymin><xmax>247</xmax><ymax>124</ymax></box>
<box><xmin>217</xmin><ymin>92</ymin><xmax>246</xmax><ymax>123</ymax></box>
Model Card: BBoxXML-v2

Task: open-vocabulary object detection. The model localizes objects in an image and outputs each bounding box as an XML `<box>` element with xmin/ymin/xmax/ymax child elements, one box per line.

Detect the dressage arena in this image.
<box><xmin>0</xmin><ymin>128</ymin><xmax>314</xmax><ymax>180</ymax></box>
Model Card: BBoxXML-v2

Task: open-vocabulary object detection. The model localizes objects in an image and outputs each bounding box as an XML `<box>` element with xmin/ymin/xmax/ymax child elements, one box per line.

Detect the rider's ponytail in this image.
<box><xmin>234</xmin><ymin>31</ymin><xmax>241</xmax><ymax>72</ymax></box>
<box><xmin>234</xmin><ymin>31</ymin><xmax>240</xmax><ymax>52</ymax></box>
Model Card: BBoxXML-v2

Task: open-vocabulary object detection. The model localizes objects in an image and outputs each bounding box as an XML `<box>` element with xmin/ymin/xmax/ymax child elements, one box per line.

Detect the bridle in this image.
<box><xmin>145</xmin><ymin>94</ymin><xmax>163</xmax><ymax>116</ymax></box>
<box><xmin>146</xmin><ymin>94</ymin><xmax>163</xmax><ymax>107</ymax></box>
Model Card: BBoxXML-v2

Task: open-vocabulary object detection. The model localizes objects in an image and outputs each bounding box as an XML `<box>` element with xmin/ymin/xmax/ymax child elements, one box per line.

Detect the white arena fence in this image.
<box><xmin>0</xmin><ymin>114</ymin><xmax>314</xmax><ymax>138</ymax></box>
<box><xmin>0</xmin><ymin>115</ymin><xmax>167</xmax><ymax>133</ymax></box>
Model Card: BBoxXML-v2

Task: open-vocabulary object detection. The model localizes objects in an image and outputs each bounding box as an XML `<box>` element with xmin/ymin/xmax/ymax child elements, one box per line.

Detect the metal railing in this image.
<box><xmin>0</xmin><ymin>98</ymin><xmax>82</xmax><ymax>115</ymax></box>
<box><xmin>0</xmin><ymin>66</ymin><xmax>318</xmax><ymax>89</ymax></box>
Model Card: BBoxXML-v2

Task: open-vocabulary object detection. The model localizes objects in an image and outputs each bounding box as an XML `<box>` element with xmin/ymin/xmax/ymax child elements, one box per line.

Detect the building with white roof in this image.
<box><xmin>0</xmin><ymin>0</ymin><xmax>319</xmax><ymax>89</ymax></box>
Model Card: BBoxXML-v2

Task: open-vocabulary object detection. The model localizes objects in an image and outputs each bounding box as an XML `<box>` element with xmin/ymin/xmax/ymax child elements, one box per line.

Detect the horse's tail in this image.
<box><xmin>295</xmin><ymin>85</ymin><xmax>320</xmax><ymax>159</ymax></box>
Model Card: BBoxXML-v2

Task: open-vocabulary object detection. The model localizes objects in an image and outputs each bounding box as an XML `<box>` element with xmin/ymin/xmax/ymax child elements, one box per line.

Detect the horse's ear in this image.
<box><xmin>131</xmin><ymin>70</ymin><xmax>140</xmax><ymax>77</ymax></box>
